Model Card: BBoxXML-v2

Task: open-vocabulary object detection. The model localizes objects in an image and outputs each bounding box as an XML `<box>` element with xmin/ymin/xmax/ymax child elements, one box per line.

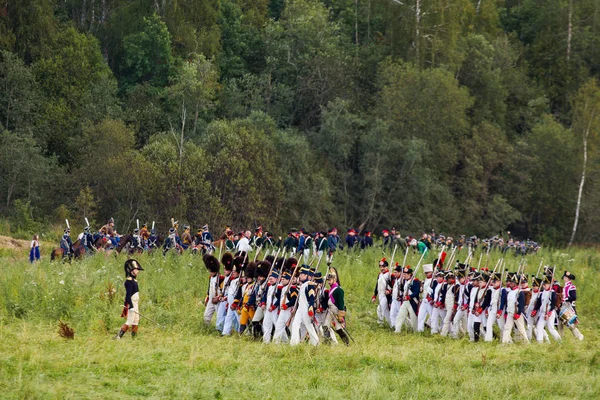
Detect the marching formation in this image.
<box><xmin>202</xmin><ymin>250</ymin><xmax>351</xmax><ymax>346</ymax></box>
<box><xmin>373</xmin><ymin>245</ymin><xmax>584</xmax><ymax>344</ymax></box>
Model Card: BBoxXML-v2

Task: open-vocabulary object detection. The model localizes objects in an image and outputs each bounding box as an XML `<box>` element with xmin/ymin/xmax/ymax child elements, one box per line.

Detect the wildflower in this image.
<box><xmin>59</xmin><ymin>280</ymin><xmax>65</xmax><ymax>285</ymax></box>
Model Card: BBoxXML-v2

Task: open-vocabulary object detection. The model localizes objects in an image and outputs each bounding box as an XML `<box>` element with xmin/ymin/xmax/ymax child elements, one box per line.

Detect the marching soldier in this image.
<box><xmin>216</xmin><ymin>253</ymin><xmax>234</xmax><ymax>332</ymax></box>
<box><xmin>273</xmin><ymin>271</ymin><xmax>298</xmax><ymax>344</ymax></box>
<box><xmin>394</xmin><ymin>266</ymin><xmax>421</xmax><ymax>333</ymax></box>
<box><xmin>316</xmin><ymin>231</ymin><xmax>328</xmax><ymax>258</ymax></box>
<box><xmin>361</xmin><ymin>231</ymin><xmax>373</xmax><ymax>249</ymax></box>
<box><xmin>115</xmin><ymin>259</ymin><xmax>144</xmax><ymax>339</ymax></box>
<box><xmin>372</xmin><ymin>258</ymin><xmax>391</xmax><ymax>326</ymax></box>
<box><xmin>238</xmin><ymin>262</ymin><xmax>257</xmax><ymax>334</ymax></box>
<box><xmin>222</xmin><ymin>256</ymin><xmax>243</xmax><ymax>336</ymax></box>
<box><xmin>561</xmin><ymin>271</ymin><xmax>584</xmax><ymax>341</ymax></box>
<box><xmin>389</xmin><ymin>264</ymin><xmax>403</xmax><ymax>329</ymax></box>
<box><xmin>533</xmin><ymin>275</ymin><xmax>561</xmax><ymax>343</ymax></box>
<box><xmin>417</xmin><ymin>264</ymin><xmax>434</xmax><ymax>332</ymax></box>
<box><xmin>290</xmin><ymin>266</ymin><xmax>320</xmax><ymax>346</ymax></box>
<box><xmin>323</xmin><ymin>267</ymin><xmax>350</xmax><ymax>345</ymax></box>
<box><xmin>430</xmin><ymin>270</ymin><xmax>447</xmax><ymax>335</ymax></box>
<box><xmin>451</xmin><ymin>268</ymin><xmax>469</xmax><ymax>339</ymax></box>
<box><xmin>501</xmin><ymin>273</ymin><xmax>530</xmax><ymax>344</ymax></box>
<box><xmin>262</xmin><ymin>270</ymin><xmax>280</xmax><ymax>343</ymax></box>
<box><xmin>345</xmin><ymin>229</ymin><xmax>359</xmax><ymax>251</ymax></box>
<box><xmin>440</xmin><ymin>271</ymin><xmax>457</xmax><ymax>337</ymax></box>
<box><xmin>203</xmin><ymin>254</ymin><xmax>222</xmax><ymax>325</ymax></box>
<box><xmin>484</xmin><ymin>272</ymin><xmax>507</xmax><ymax>342</ymax></box>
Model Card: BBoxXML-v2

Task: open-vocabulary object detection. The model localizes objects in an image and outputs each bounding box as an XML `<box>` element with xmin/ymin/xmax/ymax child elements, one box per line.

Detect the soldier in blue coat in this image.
<box><xmin>60</xmin><ymin>228</ymin><xmax>74</xmax><ymax>258</ymax></box>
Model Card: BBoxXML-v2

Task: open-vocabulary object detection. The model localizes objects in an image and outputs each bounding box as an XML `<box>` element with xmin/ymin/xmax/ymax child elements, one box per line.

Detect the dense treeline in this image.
<box><xmin>1</xmin><ymin>0</ymin><xmax>600</xmax><ymax>244</ymax></box>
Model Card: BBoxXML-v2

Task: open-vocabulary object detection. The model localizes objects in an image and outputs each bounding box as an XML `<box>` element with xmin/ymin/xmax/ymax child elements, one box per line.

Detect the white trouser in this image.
<box><xmin>222</xmin><ymin>306</ymin><xmax>240</xmax><ymax>336</ymax></box>
<box><xmin>290</xmin><ymin>308</ymin><xmax>319</xmax><ymax>346</ymax></box>
<box><xmin>535</xmin><ymin>311</ymin><xmax>561</xmax><ymax>343</ymax></box>
<box><xmin>451</xmin><ymin>308</ymin><xmax>467</xmax><ymax>338</ymax></box>
<box><xmin>390</xmin><ymin>299</ymin><xmax>401</xmax><ymax>328</ymax></box>
<box><xmin>417</xmin><ymin>301</ymin><xmax>433</xmax><ymax>332</ymax></box>
<box><xmin>431</xmin><ymin>307</ymin><xmax>446</xmax><ymax>334</ymax></box>
<box><xmin>216</xmin><ymin>301</ymin><xmax>227</xmax><ymax>332</ymax></box>
<box><xmin>125</xmin><ymin>293</ymin><xmax>140</xmax><ymax>326</ymax></box>
<box><xmin>203</xmin><ymin>301</ymin><xmax>218</xmax><ymax>324</ymax></box>
<box><xmin>303</xmin><ymin>249</ymin><xmax>310</xmax><ymax>263</ymax></box>
<box><xmin>273</xmin><ymin>309</ymin><xmax>292</xmax><ymax>344</ymax></box>
<box><xmin>262</xmin><ymin>309</ymin><xmax>279</xmax><ymax>343</ymax></box>
<box><xmin>440</xmin><ymin>308</ymin><xmax>455</xmax><ymax>337</ymax></box>
<box><xmin>502</xmin><ymin>312</ymin><xmax>529</xmax><ymax>344</ymax></box>
<box><xmin>395</xmin><ymin>301</ymin><xmax>417</xmax><ymax>333</ymax></box>
<box><xmin>484</xmin><ymin>308</ymin><xmax>505</xmax><ymax>342</ymax></box>
<box><xmin>377</xmin><ymin>296</ymin><xmax>390</xmax><ymax>325</ymax></box>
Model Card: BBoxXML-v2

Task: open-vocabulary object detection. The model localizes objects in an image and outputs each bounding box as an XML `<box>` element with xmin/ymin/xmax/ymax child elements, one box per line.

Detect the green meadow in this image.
<box><xmin>1</xmin><ymin>246</ymin><xmax>598</xmax><ymax>399</ymax></box>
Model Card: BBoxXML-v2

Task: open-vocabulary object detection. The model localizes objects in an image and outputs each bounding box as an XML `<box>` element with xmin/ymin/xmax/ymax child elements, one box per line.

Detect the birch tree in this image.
<box><xmin>568</xmin><ymin>79</ymin><xmax>600</xmax><ymax>246</ymax></box>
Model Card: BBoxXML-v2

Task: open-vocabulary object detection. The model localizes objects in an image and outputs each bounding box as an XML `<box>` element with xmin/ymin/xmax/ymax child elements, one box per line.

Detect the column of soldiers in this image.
<box><xmin>373</xmin><ymin>255</ymin><xmax>584</xmax><ymax>343</ymax></box>
<box><xmin>202</xmin><ymin>251</ymin><xmax>351</xmax><ymax>346</ymax></box>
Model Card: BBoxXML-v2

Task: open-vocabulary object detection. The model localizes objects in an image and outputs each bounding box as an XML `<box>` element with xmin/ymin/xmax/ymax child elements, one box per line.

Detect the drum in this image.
<box><xmin>559</xmin><ymin>304</ymin><xmax>578</xmax><ymax>327</ymax></box>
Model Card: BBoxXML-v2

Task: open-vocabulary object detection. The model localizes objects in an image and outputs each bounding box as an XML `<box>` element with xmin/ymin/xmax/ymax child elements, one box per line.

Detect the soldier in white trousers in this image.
<box><xmin>203</xmin><ymin>254</ymin><xmax>221</xmax><ymax>325</ymax></box>
<box><xmin>502</xmin><ymin>273</ymin><xmax>530</xmax><ymax>344</ymax></box>
<box><xmin>394</xmin><ymin>267</ymin><xmax>420</xmax><ymax>333</ymax></box>
<box><xmin>417</xmin><ymin>264</ymin><xmax>434</xmax><ymax>332</ymax></box>
<box><xmin>262</xmin><ymin>270</ymin><xmax>280</xmax><ymax>343</ymax></box>
<box><xmin>290</xmin><ymin>267</ymin><xmax>320</xmax><ymax>346</ymax></box>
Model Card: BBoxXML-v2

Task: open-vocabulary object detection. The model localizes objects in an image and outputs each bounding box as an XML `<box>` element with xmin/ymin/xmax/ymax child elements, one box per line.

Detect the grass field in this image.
<box><xmin>1</xmin><ymin>245</ymin><xmax>599</xmax><ymax>399</ymax></box>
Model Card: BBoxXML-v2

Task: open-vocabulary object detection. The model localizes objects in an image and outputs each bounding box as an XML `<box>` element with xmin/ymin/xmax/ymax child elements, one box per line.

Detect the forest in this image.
<box><xmin>1</xmin><ymin>0</ymin><xmax>600</xmax><ymax>244</ymax></box>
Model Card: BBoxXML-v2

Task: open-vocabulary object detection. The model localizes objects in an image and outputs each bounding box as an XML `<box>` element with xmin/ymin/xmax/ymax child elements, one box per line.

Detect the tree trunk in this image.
<box><xmin>355</xmin><ymin>0</ymin><xmax>359</xmax><ymax>57</ymax></box>
<box><xmin>476</xmin><ymin>0</ymin><xmax>482</xmax><ymax>14</ymax></box>
<box><xmin>567</xmin><ymin>0</ymin><xmax>573</xmax><ymax>61</ymax></box>
<box><xmin>415</xmin><ymin>0</ymin><xmax>421</xmax><ymax>64</ymax></box>
<box><xmin>568</xmin><ymin>113</ymin><xmax>593</xmax><ymax>247</ymax></box>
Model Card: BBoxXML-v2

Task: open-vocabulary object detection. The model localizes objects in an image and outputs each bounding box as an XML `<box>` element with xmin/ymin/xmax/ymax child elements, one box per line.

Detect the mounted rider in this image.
<box><xmin>130</xmin><ymin>228</ymin><xmax>143</xmax><ymax>252</ymax></box>
<box><xmin>99</xmin><ymin>218</ymin><xmax>119</xmax><ymax>248</ymax></box>
<box><xmin>81</xmin><ymin>225</ymin><xmax>96</xmax><ymax>255</ymax></box>
<box><xmin>139</xmin><ymin>223</ymin><xmax>150</xmax><ymax>249</ymax></box>
<box><xmin>163</xmin><ymin>228</ymin><xmax>178</xmax><ymax>255</ymax></box>
<box><xmin>148</xmin><ymin>227</ymin><xmax>159</xmax><ymax>250</ymax></box>
<box><xmin>60</xmin><ymin>228</ymin><xmax>74</xmax><ymax>258</ymax></box>
<box><xmin>180</xmin><ymin>225</ymin><xmax>192</xmax><ymax>250</ymax></box>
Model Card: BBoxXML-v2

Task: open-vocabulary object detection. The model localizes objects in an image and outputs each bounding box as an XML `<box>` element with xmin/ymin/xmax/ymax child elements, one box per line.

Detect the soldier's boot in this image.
<box><xmin>114</xmin><ymin>324</ymin><xmax>129</xmax><ymax>339</ymax></box>
<box><xmin>473</xmin><ymin>322</ymin><xmax>481</xmax><ymax>342</ymax></box>
<box><xmin>322</xmin><ymin>327</ymin><xmax>332</xmax><ymax>344</ymax></box>
<box><xmin>131</xmin><ymin>325</ymin><xmax>138</xmax><ymax>338</ymax></box>
<box><xmin>336</xmin><ymin>329</ymin><xmax>350</xmax><ymax>346</ymax></box>
<box><xmin>239</xmin><ymin>324</ymin><xmax>247</xmax><ymax>334</ymax></box>
<box><xmin>252</xmin><ymin>322</ymin><xmax>263</xmax><ymax>339</ymax></box>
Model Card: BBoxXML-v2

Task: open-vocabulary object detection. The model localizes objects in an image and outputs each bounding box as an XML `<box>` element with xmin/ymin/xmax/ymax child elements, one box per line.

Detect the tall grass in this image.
<box><xmin>0</xmin><ymin>246</ymin><xmax>598</xmax><ymax>399</ymax></box>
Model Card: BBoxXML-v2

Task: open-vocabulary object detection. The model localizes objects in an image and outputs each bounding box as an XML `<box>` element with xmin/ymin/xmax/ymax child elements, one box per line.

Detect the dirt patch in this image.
<box><xmin>0</xmin><ymin>235</ymin><xmax>30</xmax><ymax>250</ymax></box>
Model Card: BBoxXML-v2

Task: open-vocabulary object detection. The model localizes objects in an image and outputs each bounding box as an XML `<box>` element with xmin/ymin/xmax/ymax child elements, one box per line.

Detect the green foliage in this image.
<box><xmin>0</xmin><ymin>50</ymin><xmax>40</xmax><ymax>131</ymax></box>
<box><xmin>200</xmin><ymin>114</ymin><xmax>284</xmax><ymax>228</ymax></box>
<box><xmin>122</xmin><ymin>14</ymin><xmax>175</xmax><ymax>89</ymax></box>
<box><xmin>9</xmin><ymin>199</ymin><xmax>38</xmax><ymax>233</ymax></box>
<box><xmin>2</xmin><ymin>0</ymin><xmax>600</xmax><ymax>244</ymax></box>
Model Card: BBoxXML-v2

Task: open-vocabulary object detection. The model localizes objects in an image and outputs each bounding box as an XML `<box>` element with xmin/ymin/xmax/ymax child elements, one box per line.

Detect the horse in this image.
<box><xmin>50</xmin><ymin>241</ymin><xmax>85</xmax><ymax>261</ymax></box>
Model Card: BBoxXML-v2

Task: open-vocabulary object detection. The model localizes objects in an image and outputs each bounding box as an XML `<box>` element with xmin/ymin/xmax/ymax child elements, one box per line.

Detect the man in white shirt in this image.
<box><xmin>236</xmin><ymin>230</ymin><xmax>252</xmax><ymax>253</ymax></box>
